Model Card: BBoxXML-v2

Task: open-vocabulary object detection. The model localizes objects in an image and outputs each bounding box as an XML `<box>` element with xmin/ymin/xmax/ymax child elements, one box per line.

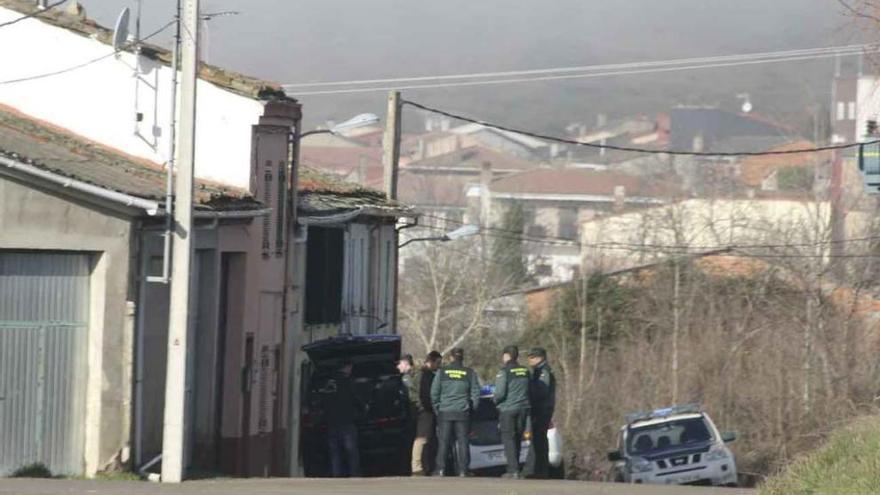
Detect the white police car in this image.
<box><xmin>607</xmin><ymin>405</ymin><xmax>738</xmax><ymax>487</ymax></box>
<box><xmin>468</xmin><ymin>385</ymin><xmax>564</xmax><ymax>477</ymax></box>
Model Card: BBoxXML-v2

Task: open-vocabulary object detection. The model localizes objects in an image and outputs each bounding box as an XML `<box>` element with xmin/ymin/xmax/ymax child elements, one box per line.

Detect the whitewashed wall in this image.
<box><xmin>0</xmin><ymin>7</ymin><xmax>265</xmax><ymax>189</ymax></box>
<box><xmin>856</xmin><ymin>76</ymin><xmax>880</xmax><ymax>143</ymax></box>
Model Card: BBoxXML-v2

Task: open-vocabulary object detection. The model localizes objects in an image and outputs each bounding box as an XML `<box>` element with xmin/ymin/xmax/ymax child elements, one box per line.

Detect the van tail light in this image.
<box><xmin>373</xmin><ymin>417</ymin><xmax>402</xmax><ymax>428</ymax></box>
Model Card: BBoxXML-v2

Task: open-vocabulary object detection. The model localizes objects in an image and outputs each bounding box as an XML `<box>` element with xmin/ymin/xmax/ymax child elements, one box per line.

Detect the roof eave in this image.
<box><xmin>0</xmin><ymin>154</ymin><xmax>160</xmax><ymax>215</ymax></box>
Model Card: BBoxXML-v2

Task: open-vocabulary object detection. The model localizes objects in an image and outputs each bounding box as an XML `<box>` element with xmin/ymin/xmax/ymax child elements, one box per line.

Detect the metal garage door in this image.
<box><xmin>0</xmin><ymin>252</ymin><xmax>90</xmax><ymax>477</ymax></box>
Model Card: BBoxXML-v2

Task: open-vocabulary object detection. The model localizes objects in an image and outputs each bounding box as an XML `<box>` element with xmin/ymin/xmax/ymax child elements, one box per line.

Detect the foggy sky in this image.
<box><xmin>83</xmin><ymin>1</ymin><xmax>854</xmax><ymax>131</ymax></box>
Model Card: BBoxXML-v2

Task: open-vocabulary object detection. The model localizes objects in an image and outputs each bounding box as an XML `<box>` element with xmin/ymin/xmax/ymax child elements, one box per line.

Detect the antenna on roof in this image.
<box><xmin>111</xmin><ymin>7</ymin><xmax>131</xmax><ymax>51</ymax></box>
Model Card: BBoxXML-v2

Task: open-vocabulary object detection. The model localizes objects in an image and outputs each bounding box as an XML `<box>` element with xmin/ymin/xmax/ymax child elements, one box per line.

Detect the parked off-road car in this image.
<box><xmin>300</xmin><ymin>335</ymin><xmax>410</xmax><ymax>477</ymax></box>
<box><xmin>607</xmin><ymin>405</ymin><xmax>738</xmax><ymax>487</ymax></box>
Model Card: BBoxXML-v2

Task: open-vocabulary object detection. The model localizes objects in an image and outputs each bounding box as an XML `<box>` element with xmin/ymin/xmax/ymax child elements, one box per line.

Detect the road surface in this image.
<box><xmin>0</xmin><ymin>477</ymin><xmax>757</xmax><ymax>495</ymax></box>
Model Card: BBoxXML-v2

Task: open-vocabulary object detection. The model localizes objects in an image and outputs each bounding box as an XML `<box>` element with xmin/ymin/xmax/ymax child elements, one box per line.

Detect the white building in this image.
<box><xmin>0</xmin><ymin>0</ymin><xmax>286</xmax><ymax>189</ymax></box>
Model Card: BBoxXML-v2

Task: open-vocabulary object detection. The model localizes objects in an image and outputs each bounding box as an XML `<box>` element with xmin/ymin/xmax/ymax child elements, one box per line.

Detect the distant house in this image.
<box><xmin>402</xmin><ymin>124</ymin><xmax>550</xmax><ymax>162</ymax></box>
<box><xmin>395</xmin><ymin>145</ymin><xmax>538</xmax><ymax>231</ymax></box>
<box><xmin>299</xmin><ymin>146</ymin><xmax>385</xmax><ymax>186</ymax></box>
<box><xmin>579</xmin><ymin>197</ymin><xmax>872</xmax><ymax>274</ymax></box>
<box><xmin>830</xmin><ymin>66</ymin><xmax>879</xmax><ymax>144</ymax></box>
<box><xmin>668</xmin><ymin>107</ymin><xmax>790</xmax><ymax>153</ymax></box>
<box><xmin>478</xmin><ymin>168</ymin><xmax>678</xmax><ymax>285</ymax></box>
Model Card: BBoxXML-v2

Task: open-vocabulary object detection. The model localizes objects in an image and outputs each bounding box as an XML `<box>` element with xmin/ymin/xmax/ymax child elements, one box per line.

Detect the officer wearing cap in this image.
<box><xmin>524</xmin><ymin>347</ymin><xmax>555</xmax><ymax>479</ymax></box>
<box><xmin>430</xmin><ymin>347</ymin><xmax>480</xmax><ymax>477</ymax></box>
<box><xmin>494</xmin><ymin>345</ymin><xmax>530</xmax><ymax>479</ymax></box>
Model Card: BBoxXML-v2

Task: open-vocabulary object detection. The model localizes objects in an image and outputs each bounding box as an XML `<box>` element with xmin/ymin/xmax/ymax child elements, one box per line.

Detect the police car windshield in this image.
<box><xmin>626</xmin><ymin>417</ymin><xmax>712</xmax><ymax>455</ymax></box>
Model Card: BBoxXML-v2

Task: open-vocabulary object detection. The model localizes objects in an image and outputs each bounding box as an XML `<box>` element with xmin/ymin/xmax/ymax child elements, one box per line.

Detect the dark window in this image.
<box><xmin>527</xmin><ymin>224</ymin><xmax>547</xmax><ymax>237</ymax></box>
<box><xmin>558</xmin><ymin>208</ymin><xmax>579</xmax><ymax>240</ymax></box>
<box><xmin>534</xmin><ymin>264</ymin><xmax>552</xmax><ymax>277</ymax></box>
<box><xmin>305</xmin><ymin>227</ymin><xmax>344</xmax><ymax>325</ymax></box>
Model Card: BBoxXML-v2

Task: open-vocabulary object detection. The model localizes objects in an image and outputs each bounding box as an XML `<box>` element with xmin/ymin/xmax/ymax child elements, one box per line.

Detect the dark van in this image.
<box><xmin>300</xmin><ymin>335</ymin><xmax>410</xmax><ymax>477</ymax></box>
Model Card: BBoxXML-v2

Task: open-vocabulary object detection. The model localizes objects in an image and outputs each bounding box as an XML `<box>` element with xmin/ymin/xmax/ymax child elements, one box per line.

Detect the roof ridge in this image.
<box><xmin>0</xmin><ymin>0</ymin><xmax>292</xmax><ymax>101</ymax></box>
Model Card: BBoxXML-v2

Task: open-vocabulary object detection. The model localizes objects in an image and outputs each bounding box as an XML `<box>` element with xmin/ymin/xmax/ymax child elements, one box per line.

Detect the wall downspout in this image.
<box><xmin>133</xmin><ymin>224</ymin><xmax>149</xmax><ymax>469</ymax></box>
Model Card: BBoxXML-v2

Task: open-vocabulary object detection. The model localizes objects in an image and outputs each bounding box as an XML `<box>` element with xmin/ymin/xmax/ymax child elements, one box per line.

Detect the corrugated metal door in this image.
<box><xmin>0</xmin><ymin>252</ymin><xmax>90</xmax><ymax>476</ymax></box>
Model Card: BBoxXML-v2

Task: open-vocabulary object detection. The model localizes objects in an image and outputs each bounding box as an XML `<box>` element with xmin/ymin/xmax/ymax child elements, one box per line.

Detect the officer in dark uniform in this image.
<box><xmin>493</xmin><ymin>345</ymin><xmax>530</xmax><ymax>479</ymax></box>
<box><xmin>524</xmin><ymin>347</ymin><xmax>556</xmax><ymax>479</ymax></box>
<box><xmin>430</xmin><ymin>347</ymin><xmax>480</xmax><ymax>477</ymax></box>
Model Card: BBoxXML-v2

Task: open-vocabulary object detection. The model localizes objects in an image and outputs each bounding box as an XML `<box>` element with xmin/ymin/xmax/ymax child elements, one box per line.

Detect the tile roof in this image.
<box><xmin>449</xmin><ymin>123</ymin><xmax>548</xmax><ymax>149</ymax></box>
<box><xmin>737</xmin><ymin>140</ymin><xmax>825</xmax><ymax>187</ymax></box>
<box><xmin>297</xmin><ymin>166</ymin><xmax>411</xmax><ymax>217</ymax></box>
<box><xmin>0</xmin><ymin>0</ymin><xmax>291</xmax><ymax>101</ymax></box>
<box><xmin>0</xmin><ymin>104</ymin><xmax>258</xmax><ymax>211</ymax></box>
<box><xmin>404</xmin><ymin>145</ymin><xmax>537</xmax><ymax>172</ymax></box>
<box><xmin>300</xmin><ymin>146</ymin><xmax>383</xmax><ymax>174</ymax></box>
<box><xmin>397</xmin><ymin>171</ymin><xmax>472</xmax><ymax>208</ymax></box>
<box><xmin>490</xmin><ymin>168</ymin><xmax>679</xmax><ymax>198</ymax></box>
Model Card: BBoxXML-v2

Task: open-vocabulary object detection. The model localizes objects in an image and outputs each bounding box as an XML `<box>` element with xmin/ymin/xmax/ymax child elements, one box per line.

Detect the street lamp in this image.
<box><xmin>399</xmin><ymin>224</ymin><xmax>480</xmax><ymax>248</ymax></box>
<box><xmin>301</xmin><ymin>113</ymin><xmax>381</xmax><ymax>138</ymax></box>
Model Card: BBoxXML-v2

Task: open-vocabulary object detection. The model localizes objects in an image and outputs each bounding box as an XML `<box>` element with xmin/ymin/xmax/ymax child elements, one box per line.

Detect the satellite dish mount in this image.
<box><xmin>112</xmin><ymin>7</ymin><xmax>131</xmax><ymax>52</ymax></box>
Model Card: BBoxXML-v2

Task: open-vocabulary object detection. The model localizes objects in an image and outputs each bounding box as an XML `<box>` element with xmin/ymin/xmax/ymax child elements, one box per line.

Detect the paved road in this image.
<box><xmin>0</xmin><ymin>477</ymin><xmax>756</xmax><ymax>495</ymax></box>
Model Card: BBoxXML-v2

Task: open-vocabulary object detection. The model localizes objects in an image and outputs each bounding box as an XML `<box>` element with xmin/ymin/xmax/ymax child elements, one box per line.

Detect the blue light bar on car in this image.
<box><xmin>625</xmin><ymin>404</ymin><xmax>702</xmax><ymax>424</ymax></box>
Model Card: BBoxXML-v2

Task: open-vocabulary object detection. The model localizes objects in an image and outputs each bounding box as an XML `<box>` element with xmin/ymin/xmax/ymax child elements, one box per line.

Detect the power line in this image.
<box><xmin>0</xmin><ymin>20</ymin><xmax>175</xmax><ymax>85</ymax></box>
<box><xmin>417</xmin><ymin>212</ymin><xmax>880</xmax><ymax>252</ymax></box>
<box><xmin>286</xmin><ymin>47</ymin><xmax>872</xmax><ymax>96</ymax></box>
<box><xmin>403</xmin><ymin>100</ymin><xmax>880</xmax><ymax>157</ymax></box>
<box><xmin>0</xmin><ymin>0</ymin><xmax>66</xmax><ymax>29</ymax></box>
<box><xmin>411</xmin><ymin>223</ymin><xmax>880</xmax><ymax>262</ymax></box>
<box><xmin>283</xmin><ymin>44</ymin><xmax>873</xmax><ymax>89</ymax></box>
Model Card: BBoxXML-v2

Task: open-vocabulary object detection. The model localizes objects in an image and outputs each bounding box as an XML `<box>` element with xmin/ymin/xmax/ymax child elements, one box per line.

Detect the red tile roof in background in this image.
<box><xmin>490</xmin><ymin>168</ymin><xmax>679</xmax><ymax>198</ymax></box>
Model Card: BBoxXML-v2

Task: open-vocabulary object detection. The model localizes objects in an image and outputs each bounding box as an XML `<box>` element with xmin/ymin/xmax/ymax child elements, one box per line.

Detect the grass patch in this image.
<box><xmin>761</xmin><ymin>417</ymin><xmax>880</xmax><ymax>495</ymax></box>
<box><xmin>93</xmin><ymin>471</ymin><xmax>143</xmax><ymax>481</ymax></box>
<box><xmin>10</xmin><ymin>463</ymin><xmax>53</xmax><ymax>478</ymax></box>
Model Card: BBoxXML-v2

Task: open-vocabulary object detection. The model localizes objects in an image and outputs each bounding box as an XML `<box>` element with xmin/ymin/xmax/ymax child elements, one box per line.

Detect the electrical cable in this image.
<box><xmin>287</xmin><ymin>48</ymin><xmax>872</xmax><ymax>96</ymax></box>
<box><xmin>417</xmin><ymin>212</ymin><xmax>880</xmax><ymax>250</ymax></box>
<box><xmin>0</xmin><ymin>0</ymin><xmax>66</xmax><ymax>29</ymax></box>
<box><xmin>415</xmin><ymin>212</ymin><xmax>880</xmax><ymax>252</ymax></box>
<box><xmin>402</xmin><ymin>100</ymin><xmax>880</xmax><ymax>157</ymax></box>
<box><xmin>0</xmin><ymin>19</ymin><xmax>175</xmax><ymax>85</ymax></box>
<box><xmin>282</xmin><ymin>44</ymin><xmax>876</xmax><ymax>89</ymax></box>
<box><xmin>409</xmin><ymin>224</ymin><xmax>880</xmax><ymax>262</ymax></box>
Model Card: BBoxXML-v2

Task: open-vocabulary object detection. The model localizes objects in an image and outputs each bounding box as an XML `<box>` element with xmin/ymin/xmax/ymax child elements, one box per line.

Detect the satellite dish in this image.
<box><xmin>112</xmin><ymin>7</ymin><xmax>131</xmax><ymax>51</ymax></box>
<box><xmin>742</xmin><ymin>100</ymin><xmax>753</xmax><ymax>114</ymax></box>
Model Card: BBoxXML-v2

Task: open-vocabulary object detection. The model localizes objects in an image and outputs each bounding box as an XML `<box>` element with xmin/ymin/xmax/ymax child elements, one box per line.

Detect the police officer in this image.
<box><xmin>430</xmin><ymin>347</ymin><xmax>480</xmax><ymax>477</ymax></box>
<box><xmin>411</xmin><ymin>351</ymin><xmax>443</xmax><ymax>475</ymax></box>
<box><xmin>524</xmin><ymin>347</ymin><xmax>556</xmax><ymax>479</ymax></box>
<box><xmin>494</xmin><ymin>345</ymin><xmax>530</xmax><ymax>479</ymax></box>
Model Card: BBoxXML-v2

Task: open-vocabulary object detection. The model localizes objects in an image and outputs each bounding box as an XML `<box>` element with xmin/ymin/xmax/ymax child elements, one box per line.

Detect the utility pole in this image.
<box><xmin>382</xmin><ymin>90</ymin><xmax>401</xmax><ymax>200</ymax></box>
<box><xmin>382</xmin><ymin>90</ymin><xmax>401</xmax><ymax>334</ymax></box>
<box><xmin>161</xmin><ymin>0</ymin><xmax>198</xmax><ymax>483</ymax></box>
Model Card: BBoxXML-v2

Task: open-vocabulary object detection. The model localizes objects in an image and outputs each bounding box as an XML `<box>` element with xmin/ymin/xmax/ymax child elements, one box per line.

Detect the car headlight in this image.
<box><xmin>629</xmin><ymin>458</ymin><xmax>654</xmax><ymax>473</ymax></box>
<box><xmin>705</xmin><ymin>445</ymin><xmax>729</xmax><ymax>462</ymax></box>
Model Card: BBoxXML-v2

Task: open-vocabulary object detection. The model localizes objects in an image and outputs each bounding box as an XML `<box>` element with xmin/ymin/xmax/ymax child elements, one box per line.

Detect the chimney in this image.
<box><xmin>613</xmin><ymin>185</ymin><xmax>626</xmax><ymax>211</ymax></box>
<box><xmin>480</xmin><ymin>161</ymin><xmax>493</xmax><ymax>227</ymax></box>
<box><xmin>692</xmin><ymin>134</ymin><xmax>704</xmax><ymax>153</ymax></box>
<box><xmin>356</xmin><ymin>156</ymin><xmax>367</xmax><ymax>183</ymax></box>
